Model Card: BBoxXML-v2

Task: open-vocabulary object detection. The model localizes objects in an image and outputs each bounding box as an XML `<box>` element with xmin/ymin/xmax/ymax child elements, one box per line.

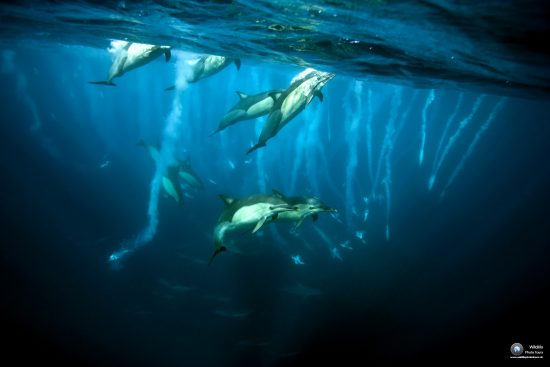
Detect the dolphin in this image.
<box><xmin>271</xmin><ymin>189</ymin><xmax>337</xmax><ymax>229</ymax></box>
<box><xmin>89</xmin><ymin>41</ymin><xmax>171</xmax><ymax>86</ymax></box>
<box><xmin>247</xmin><ymin>68</ymin><xmax>335</xmax><ymax>154</ymax></box>
<box><xmin>137</xmin><ymin>139</ymin><xmax>184</xmax><ymax>206</ymax></box>
<box><xmin>209</xmin><ymin>89</ymin><xmax>285</xmax><ymax>136</ymax></box>
<box><xmin>165</xmin><ymin>54</ymin><xmax>241</xmax><ymax>90</ymax></box>
<box><xmin>177</xmin><ymin>157</ymin><xmax>205</xmax><ymax>190</ymax></box>
<box><xmin>209</xmin><ymin>193</ymin><xmax>297</xmax><ymax>264</ymax></box>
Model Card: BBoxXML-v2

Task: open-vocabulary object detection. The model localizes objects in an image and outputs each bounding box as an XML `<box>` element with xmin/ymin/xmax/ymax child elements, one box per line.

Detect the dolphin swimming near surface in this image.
<box><xmin>209</xmin><ymin>89</ymin><xmax>285</xmax><ymax>136</ymax></box>
<box><xmin>164</xmin><ymin>54</ymin><xmax>241</xmax><ymax>90</ymax></box>
<box><xmin>209</xmin><ymin>193</ymin><xmax>297</xmax><ymax>264</ymax></box>
<box><xmin>271</xmin><ymin>189</ymin><xmax>337</xmax><ymax>229</ymax></box>
<box><xmin>247</xmin><ymin>68</ymin><xmax>335</xmax><ymax>154</ymax></box>
<box><xmin>89</xmin><ymin>41</ymin><xmax>171</xmax><ymax>86</ymax></box>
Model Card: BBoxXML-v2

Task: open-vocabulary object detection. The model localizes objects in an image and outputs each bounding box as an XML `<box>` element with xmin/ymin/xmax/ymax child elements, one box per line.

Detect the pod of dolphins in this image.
<box><xmin>90</xmin><ymin>41</ymin><xmax>337</xmax><ymax>263</ymax></box>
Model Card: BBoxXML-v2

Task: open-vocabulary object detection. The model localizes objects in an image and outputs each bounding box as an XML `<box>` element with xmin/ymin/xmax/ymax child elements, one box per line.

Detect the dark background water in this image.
<box><xmin>1</xmin><ymin>2</ymin><xmax>550</xmax><ymax>366</ymax></box>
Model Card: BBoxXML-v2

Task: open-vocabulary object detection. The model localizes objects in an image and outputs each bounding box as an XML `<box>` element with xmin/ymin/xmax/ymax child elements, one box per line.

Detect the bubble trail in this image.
<box><xmin>381</xmin><ymin>87</ymin><xmax>403</xmax><ymax>241</ymax></box>
<box><xmin>305</xmin><ymin>105</ymin><xmax>322</xmax><ymax>196</ymax></box>
<box><xmin>372</xmin><ymin>88</ymin><xmax>402</xmax><ymax>200</ymax></box>
<box><xmin>289</xmin><ymin>127</ymin><xmax>306</xmax><ymax>194</ymax></box>
<box><xmin>345</xmin><ymin>81</ymin><xmax>363</xmax><ymax>229</ymax></box>
<box><xmin>365</xmin><ymin>88</ymin><xmax>374</xmax><ymax>190</ymax></box>
<box><xmin>109</xmin><ymin>53</ymin><xmax>191</xmax><ymax>266</ymax></box>
<box><xmin>419</xmin><ymin>89</ymin><xmax>435</xmax><ymax>166</ymax></box>
<box><xmin>432</xmin><ymin>95</ymin><xmax>485</xmax><ymax>195</ymax></box>
<box><xmin>441</xmin><ymin>97</ymin><xmax>507</xmax><ymax>198</ymax></box>
<box><xmin>429</xmin><ymin>93</ymin><xmax>464</xmax><ymax>190</ymax></box>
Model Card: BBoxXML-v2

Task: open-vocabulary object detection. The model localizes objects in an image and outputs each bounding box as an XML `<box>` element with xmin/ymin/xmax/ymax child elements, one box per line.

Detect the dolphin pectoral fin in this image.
<box><xmin>311</xmin><ymin>213</ymin><xmax>319</xmax><ymax>222</ymax></box>
<box><xmin>252</xmin><ymin>217</ymin><xmax>268</xmax><ymax>234</ymax></box>
<box><xmin>315</xmin><ymin>91</ymin><xmax>324</xmax><ymax>102</ymax></box>
<box><xmin>88</xmin><ymin>81</ymin><xmax>116</xmax><ymax>86</ymax></box>
<box><xmin>234</xmin><ymin>59</ymin><xmax>241</xmax><ymax>70</ymax></box>
<box><xmin>165</xmin><ymin>49</ymin><xmax>171</xmax><ymax>62</ymax></box>
<box><xmin>164</xmin><ymin>85</ymin><xmax>175</xmax><ymax>91</ymax></box>
<box><xmin>271</xmin><ymin>189</ymin><xmax>286</xmax><ymax>199</ymax></box>
<box><xmin>208</xmin><ymin>246</ymin><xmax>227</xmax><ymax>266</ymax></box>
<box><xmin>218</xmin><ymin>194</ymin><xmax>235</xmax><ymax>206</ymax></box>
<box><xmin>246</xmin><ymin>142</ymin><xmax>266</xmax><ymax>155</ymax></box>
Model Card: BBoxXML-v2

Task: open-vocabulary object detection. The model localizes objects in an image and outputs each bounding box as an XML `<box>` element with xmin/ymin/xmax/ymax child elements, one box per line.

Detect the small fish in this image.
<box><xmin>99</xmin><ymin>160</ymin><xmax>110</xmax><ymax>168</ymax></box>
<box><xmin>208</xmin><ymin>178</ymin><xmax>218</xmax><ymax>185</ymax></box>
<box><xmin>291</xmin><ymin>255</ymin><xmax>305</xmax><ymax>265</ymax></box>
<box><xmin>228</xmin><ymin>159</ymin><xmax>235</xmax><ymax>170</ymax></box>
<box><xmin>330</xmin><ymin>247</ymin><xmax>343</xmax><ymax>261</ymax></box>
<box><xmin>339</xmin><ymin>240</ymin><xmax>353</xmax><ymax>250</ymax></box>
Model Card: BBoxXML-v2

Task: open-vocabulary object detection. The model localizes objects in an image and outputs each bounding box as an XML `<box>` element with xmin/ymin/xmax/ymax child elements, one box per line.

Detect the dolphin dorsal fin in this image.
<box><xmin>272</xmin><ymin>189</ymin><xmax>286</xmax><ymax>199</ymax></box>
<box><xmin>234</xmin><ymin>59</ymin><xmax>241</xmax><ymax>70</ymax></box>
<box><xmin>219</xmin><ymin>194</ymin><xmax>235</xmax><ymax>206</ymax></box>
<box><xmin>236</xmin><ymin>91</ymin><xmax>248</xmax><ymax>100</ymax></box>
<box><xmin>268</xmin><ymin>91</ymin><xmax>281</xmax><ymax>101</ymax></box>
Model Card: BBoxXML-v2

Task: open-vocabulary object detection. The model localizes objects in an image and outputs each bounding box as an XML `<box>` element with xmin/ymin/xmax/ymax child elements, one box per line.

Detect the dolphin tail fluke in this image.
<box><xmin>88</xmin><ymin>81</ymin><xmax>116</xmax><ymax>86</ymax></box>
<box><xmin>234</xmin><ymin>59</ymin><xmax>241</xmax><ymax>70</ymax></box>
<box><xmin>246</xmin><ymin>142</ymin><xmax>266</xmax><ymax>155</ymax></box>
<box><xmin>164</xmin><ymin>85</ymin><xmax>175</xmax><ymax>91</ymax></box>
<box><xmin>165</xmin><ymin>49</ymin><xmax>171</xmax><ymax>62</ymax></box>
<box><xmin>208</xmin><ymin>246</ymin><xmax>227</xmax><ymax>266</ymax></box>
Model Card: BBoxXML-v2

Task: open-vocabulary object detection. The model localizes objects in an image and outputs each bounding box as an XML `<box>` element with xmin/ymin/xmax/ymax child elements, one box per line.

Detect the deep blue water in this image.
<box><xmin>1</xmin><ymin>2</ymin><xmax>550</xmax><ymax>366</ymax></box>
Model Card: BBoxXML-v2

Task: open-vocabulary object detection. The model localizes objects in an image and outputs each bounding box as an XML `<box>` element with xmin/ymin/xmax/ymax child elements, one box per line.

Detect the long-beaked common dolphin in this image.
<box><xmin>271</xmin><ymin>189</ymin><xmax>337</xmax><ymax>229</ymax></box>
<box><xmin>89</xmin><ymin>41</ymin><xmax>171</xmax><ymax>86</ymax></box>
<box><xmin>177</xmin><ymin>157</ymin><xmax>204</xmax><ymax>190</ymax></box>
<box><xmin>209</xmin><ymin>89</ymin><xmax>285</xmax><ymax>136</ymax></box>
<box><xmin>137</xmin><ymin>140</ymin><xmax>184</xmax><ymax>206</ymax></box>
<box><xmin>209</xmin><ymin>193</ymin><xmax>297</xmax><ymax>264</ymax></box>
<box><xmin>247</xmin><ymin>68</ymin><xmax>335</xmax><ymax>154</ymax></box>
<box><xmin>164</xmin><ymin>55</ymin><xmax>241</xmax><ymax>90</ymax></box>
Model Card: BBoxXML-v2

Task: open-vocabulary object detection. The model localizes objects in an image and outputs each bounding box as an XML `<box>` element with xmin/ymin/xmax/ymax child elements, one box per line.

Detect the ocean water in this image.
<box><xmin>1</xmin><ymin>1</ymin><xmax>549</xmax><ymax>365</ymax></box>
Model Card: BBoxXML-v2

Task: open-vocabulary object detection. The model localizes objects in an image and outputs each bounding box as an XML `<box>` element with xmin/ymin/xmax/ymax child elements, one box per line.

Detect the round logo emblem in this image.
<box><xmin>511</xmin><ymin>343</ymin><xmax>523</xmax><ymax>356</ymax></box>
